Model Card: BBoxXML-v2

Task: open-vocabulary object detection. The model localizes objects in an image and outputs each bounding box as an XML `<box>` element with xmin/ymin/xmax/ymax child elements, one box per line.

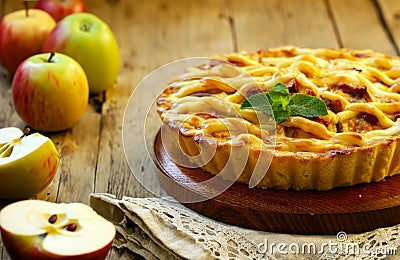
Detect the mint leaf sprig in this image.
<box><xmin>240</xmin><ymin>83</ymin><xmax>328</xmax><ymax>124</ymax></box>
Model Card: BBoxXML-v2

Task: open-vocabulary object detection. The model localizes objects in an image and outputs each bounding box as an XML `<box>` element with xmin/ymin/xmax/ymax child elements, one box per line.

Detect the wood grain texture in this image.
<box><xmin>377</xmin><ymin>0</ymin><xmax>400</xmax><ymax>54</ymax></box>
<box><xmin>230</xmin><ymin>0</ymin><xmax>339</xmax><ymax>52</ymax></box>
<box><xmin>328</xmin><ymin>0</ymin><xmax>398</xmax><ymax>55</ymax></box>
<box><xmin>154</xmin><ymin>131</ymin><xmax>400</xmax><ymax>235</ymax></box>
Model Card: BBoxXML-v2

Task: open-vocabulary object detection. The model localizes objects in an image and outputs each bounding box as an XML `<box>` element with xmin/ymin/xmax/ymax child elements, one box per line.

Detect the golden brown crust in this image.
<box><xmin>157</xmin><ymin>46</ymin><xmax>400</xmax><ymax>190</ymax></box>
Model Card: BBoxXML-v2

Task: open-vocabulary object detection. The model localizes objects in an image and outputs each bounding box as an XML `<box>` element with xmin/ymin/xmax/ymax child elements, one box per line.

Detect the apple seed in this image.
<box><xmin>48</xmin><ymin>214</ymin><xmax>57</xmax><ymax>224</ymax></box>
<box><xmin>65</xmin><ymin>222</ymin><xmax>77</xmax><ymax>232</ymax></box>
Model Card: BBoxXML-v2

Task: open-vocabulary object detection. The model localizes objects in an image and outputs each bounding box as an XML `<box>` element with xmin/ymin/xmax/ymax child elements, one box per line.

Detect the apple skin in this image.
<box><xmin>12</xmin><ymin>52</ymin><xmax>89</xmax><ymax>132</ymax></box>
<box><xmin>0</xmin><ymin>9</ymin><xmax>56</xmax><ymax>75</ymax></box>
<box><xmin>1</xmin><ymin>229</ymin><xmax>113</xmax><ymax>260</ymax></box>
<box><xmin>42</xmin><ymin>13</ymin><xmax>121</xmax><ymax>94</ymax></box>
<box><xmin>0</xmin><ymin>139</ymin><xmax>59</xmax><ymax>199</ymax></box>
<box><xmin>35</xmin><ymin>0</ymin><xmax>88</xmax><ymax>22</ymax></box>
<box><xmin>0</xmin><ymin>129</ymin><xmax>60</xmax><ymax>200</ymax></box>
<box><xmin>0</xmin><ymin>230</ymin><xmax>47</xmax><ymax>260</ymax></box>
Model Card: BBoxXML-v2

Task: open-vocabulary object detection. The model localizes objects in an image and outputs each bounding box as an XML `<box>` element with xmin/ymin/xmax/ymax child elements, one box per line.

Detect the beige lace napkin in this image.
<box><xmin>89</xmin><ymin>193</ymin><xmax>400</xmax><ymax>260</ymax></box>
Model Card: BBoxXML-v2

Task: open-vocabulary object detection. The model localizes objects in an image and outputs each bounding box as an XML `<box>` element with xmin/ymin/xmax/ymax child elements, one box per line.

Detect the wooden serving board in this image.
<box><xmin>154</xmin><ymin>132</ymin><xmax>400</xmax><ymax>235</ymax></box>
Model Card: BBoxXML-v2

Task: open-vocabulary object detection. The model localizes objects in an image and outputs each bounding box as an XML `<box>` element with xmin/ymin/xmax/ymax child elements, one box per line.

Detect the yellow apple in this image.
<box><xmin>12</xmin><ymin>52</ymin><xmax>89</xmax><ymax>132</ymax></box>
<box><xmin>42</xmin><ymin>13</ymin><xmax>121</xmax><ymax>94</ymax></box>
<box><xmin>0</xmin><ymin>127</ymin><xmax>60</xmax><ymax>200</ymax></box>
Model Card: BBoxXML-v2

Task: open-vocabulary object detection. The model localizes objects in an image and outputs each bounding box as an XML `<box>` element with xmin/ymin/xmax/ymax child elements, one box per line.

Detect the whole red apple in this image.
<box><xmin>12</xmin><ymin>52</ymin><xmax>89</xmax><ymax>132</ymax></box>
<box><xmin>35</xmin><ymin>0</ymin><xmax>88</xmax><ymax>22</ymax></box>
<box><xmin>0</xmin><ymin>8</ymin><xmax>56</xmax><ymax>75</ymax></box>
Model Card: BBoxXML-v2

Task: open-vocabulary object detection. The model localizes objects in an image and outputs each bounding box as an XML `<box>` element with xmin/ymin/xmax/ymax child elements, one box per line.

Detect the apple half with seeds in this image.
<box><xmin>0</xmin><ymin>200</ymin><xmax>116</xmax><ymax>260</ymax></box>
<box><xmin>0</xmin><ymin>127</ymin><xmax>59</xmax><ymax>199</ymax></box>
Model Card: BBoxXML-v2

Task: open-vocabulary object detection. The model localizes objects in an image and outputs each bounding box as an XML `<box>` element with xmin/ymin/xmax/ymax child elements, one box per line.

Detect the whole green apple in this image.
<box><xmin>0</xmin><ymin>8</ymin><xmax>56</xmax><ymax>75</ymax></box>
<box><xmin>0</xmin><ymin>127</ymin><xmax>59</xmax><ymax>199</ymax></box>
<box><xmin>0</xmin><ymin>200</ymin><xmax>116</xmax><ymax>260</ymax></box>
<box><xmin>42</xmin><ymin>13</ymin><xmax>121</xmax><ymax>94</ymax></box>
<box><xmin>12</xmin><ymin>52</ymin><xmax>89</xmax><ymax>132</ymax></box>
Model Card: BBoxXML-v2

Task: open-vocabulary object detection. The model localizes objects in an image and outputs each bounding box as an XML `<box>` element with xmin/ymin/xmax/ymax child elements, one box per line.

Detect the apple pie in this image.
<box><xmin>157</xmin><ymin>46</ymin><xmax>400</xmax><ymax>190</ymax></box>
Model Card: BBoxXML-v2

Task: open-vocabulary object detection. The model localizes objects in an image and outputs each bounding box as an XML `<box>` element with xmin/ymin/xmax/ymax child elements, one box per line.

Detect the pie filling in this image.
<box><xmin>157</xmin><ymin>46</ymin><xmax>400</xmax><ymax>190</ymax></box>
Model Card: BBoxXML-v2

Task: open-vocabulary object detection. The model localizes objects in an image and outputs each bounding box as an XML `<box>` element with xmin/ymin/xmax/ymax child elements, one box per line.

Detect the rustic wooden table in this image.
<box><xmin>1</xmin><ymin>0</ymin><xmax>399</xmax><ymax>259</ymax></box>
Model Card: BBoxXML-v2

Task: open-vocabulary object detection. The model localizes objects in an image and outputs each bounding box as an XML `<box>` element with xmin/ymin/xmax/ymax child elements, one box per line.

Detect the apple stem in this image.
<box><xmin>81</xmin><ymin>23</ymin><xmax>91</xmax><ymax>32</ymax></box>
<box><xmin>24</xmin><ymin>1</ymin><xmax>29</xmax><ymax>17</ymax></box>
<box><xmin>20</xmin><ymin>128</ymin><xmax>30</xmax><ymax>139</ymax></box>
<box><xmin>48</xmin><ymin>52</ymin><xmax>56</xmax><ymax>63</ymax></box>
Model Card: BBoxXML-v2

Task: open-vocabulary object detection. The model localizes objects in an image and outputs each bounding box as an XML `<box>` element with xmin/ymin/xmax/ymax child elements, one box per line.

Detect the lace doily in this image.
<box><xmin>89</xmin><ymin>193</ymin><xmax>399</xmax><ymax>260</ymax></box>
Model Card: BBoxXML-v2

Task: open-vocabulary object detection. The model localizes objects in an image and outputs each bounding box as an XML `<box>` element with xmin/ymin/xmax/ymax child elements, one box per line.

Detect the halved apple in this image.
<box><xmin>0</xmin><ymin>127</ymin><xmax>60</xmax><ymax>199</ymax></box>
<box><xmin>0</xmin><ymin>200</ymin><xmax>116</xmax><ymax>259</ymax></box>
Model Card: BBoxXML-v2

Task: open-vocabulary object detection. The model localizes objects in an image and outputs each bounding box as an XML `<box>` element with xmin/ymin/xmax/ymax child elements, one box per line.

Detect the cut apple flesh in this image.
<box><xmin>0</xmin><ymin>200</ymin><xmax>116</xmax><ymax>258</ymax></box>
<box><xmin>0</xmin><ymin>127</ymin><xmax>23</xmax><ymax>158</ymax></box>
<box><xmin>0</xmin><ymin>127</ymin><xmax>60</xmax><ymax>199</ymax></box>
<box><xmin>0</xmin><ymin>127</ymin><xmax>51</xmax><ymax>164</ymax></box>
<box><xmin>0</xmin><ymin>127</ymin><xmax>22</xmax><ymax>144</ymax></box>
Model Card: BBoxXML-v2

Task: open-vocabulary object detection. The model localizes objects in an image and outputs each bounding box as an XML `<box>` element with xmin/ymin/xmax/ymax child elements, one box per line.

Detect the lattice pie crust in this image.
<box><xmin>157</xmin><ymin>46</ymin><xmax>400</xmax><ymax>190</ymax></box>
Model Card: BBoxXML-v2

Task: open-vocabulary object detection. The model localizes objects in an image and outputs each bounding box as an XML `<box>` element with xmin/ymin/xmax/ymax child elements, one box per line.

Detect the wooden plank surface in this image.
<box><xmin>377</xmin><ymin>0</ymin><xmax>400</xmax><ymax>53</ymax></box>
<box><xmin>328</xmin><ymin>0</ymin><xmax>398</xmax><ymax>55</ymax></box>
<box><xmin>230</xmin><ymin>0</ymin><xmax>339</xmax><ymax>51</ymax></box>
<box><xmin>1</xmin><ymin>0</ymin><xmax>399</xmax><ymax>259</ymax></box>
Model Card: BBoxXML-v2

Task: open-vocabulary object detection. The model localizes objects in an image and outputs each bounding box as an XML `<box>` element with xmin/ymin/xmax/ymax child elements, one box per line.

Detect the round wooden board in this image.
<box><xmin>154</xmin><ymin>132</ymin><xmax>400</xmax><ymax>235</ymax></box>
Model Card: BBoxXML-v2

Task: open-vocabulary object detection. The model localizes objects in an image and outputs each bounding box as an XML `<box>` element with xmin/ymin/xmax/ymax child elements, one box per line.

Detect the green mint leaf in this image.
<box><xmin>240</xmin><ymin>93</ymin><xmax>273</xmax><ymax>115</ymax></box>
<box><xmin>272</xmin><ymin>102</ymin><xmax>291</xmax><ymax>124</ymax></box>
<box><xmin>268</xmin><ymin>83</ymin><xmax>290</xmax><ymax>111</ymax></box>
<box><xmin>289</xmin><ymin>94</ymin><xmax>328</xmax><ymax>118</ymax></box>
<box><xmin>240</xmin><ymin>83</ymin><xmax>328</xmax><ymax>124</ymax></box>
<box><xmin>279</xmin><ymin>95</ymin><xmax>291</xmax><ymax>110</ymax></box>
<box><xmin>268</xmin><ymin>83</ymin><xmax>290</xmax><ymax>102</ymax></box>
